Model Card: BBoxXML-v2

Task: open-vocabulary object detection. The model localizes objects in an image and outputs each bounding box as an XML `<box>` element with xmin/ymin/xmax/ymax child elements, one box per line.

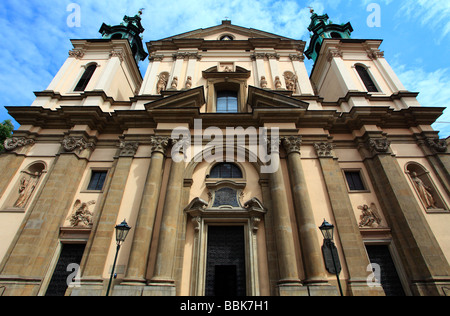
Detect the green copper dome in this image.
<box><xmin>305</xmin><ymin>11</ymin><xmax>353</xmax><ymax>62</ymax></box>
<box><xmin>99</xmin><ymin>11</ymin><xmax>148</xmax><ymax>63</ymax></box>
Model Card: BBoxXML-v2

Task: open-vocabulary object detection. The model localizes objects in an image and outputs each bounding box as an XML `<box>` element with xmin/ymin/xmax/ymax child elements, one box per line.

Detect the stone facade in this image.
<box><xmin>0</xmin><ymin>15</ymin><xmax>449</xmax><ymax>296</ymax></box>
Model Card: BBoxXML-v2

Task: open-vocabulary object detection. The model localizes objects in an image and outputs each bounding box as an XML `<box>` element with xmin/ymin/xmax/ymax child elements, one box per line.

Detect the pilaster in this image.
<box><xmin>76</xmin><ymin>138</ymin><xmax>137</xmax><ymax>295</ymax></box>
<box><xmin>267</xmin><ymin>139</ymin><xmax>304</xmax><ymax>295</ymax></box>
<box><xmin>146</xmin><ymin>137</ymin><xmax>187</xmax><ymax>295</ymax></box>
<box><xmin>282</xmin><ymin>136</ymin><xmax>331</xmax><ymax>293</ymax></box>
<box><xmin>121</xmin><ymin>136</ymin><xmax>169</xmax><ymax>285</ymax></box>
<box><xmin>314</xmin><ymin>141</ymin><xmax>385</xmax><ymax>296</ymax></box>
<box><xmin>357</xmin><ymin>134</ymin><xmax>450</xmax><ymax>296</ymax></box>
<box><xmin>0</xmin><ymin>134</ymin><xmax>95</xmax><ymax>296</ymax></box>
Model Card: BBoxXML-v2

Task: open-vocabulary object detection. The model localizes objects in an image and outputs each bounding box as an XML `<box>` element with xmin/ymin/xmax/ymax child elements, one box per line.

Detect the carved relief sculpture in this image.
<box><xmin>4</xmin><ymin>137</ymin><xmax>35</xmax><ymax>151</ymax></box>
<box><xmin>411</xmin><ymin>172</ymin><xmax>438</xmax><ymax>209</ymax></box>
<box><xmin>62</xmin><ymin>136</ymin><xmax>95</xmax><ymax>154</ymax></box>
<box><xmin>358</xmin><ymin>203</ymin><xmax>383</xmax><ymax>228</ymax></box>
<box><xmin>284</xmin><ymin>71</ymin><xmax>298</xmax><ymax>93</ymax></box>
<box><xmin>68</xmin><ymin>199</ymin><xmax>96</xmax><ymax>227</ymax></box>
<box><xmin>14</xmin><ymin>172</ymin><xmax>42</xmax><ymax>208</ymax></box>
<box><xmin>156</xmin><ymin>72</ymin><xmax>168</xmax><ymax>94</ymax></box>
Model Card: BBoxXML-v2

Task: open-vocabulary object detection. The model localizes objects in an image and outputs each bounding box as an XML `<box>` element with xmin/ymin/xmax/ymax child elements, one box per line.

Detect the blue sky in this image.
<box><xmin>0</xmin><ymin>0</ymin><xmax>449</xmax><ymax>137</ymax></box>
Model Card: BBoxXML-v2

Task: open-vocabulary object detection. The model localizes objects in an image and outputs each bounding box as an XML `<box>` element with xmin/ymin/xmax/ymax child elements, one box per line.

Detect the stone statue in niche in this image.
<box><xmin>358</xmin><ymin>203</ymin><xmax>383</xmax><ymax>228</ymax></box>
<box><xmin>410</xmin><ymin>172</ymin><xmax>438</xmax><ymax>209</ymax></box>
<box><xmin>14</xmin><ymin>172</ymin><xmax>42</xmax><ymax>208</ymax></box>
<box><xmin>68</xmin><ymin>199</ymin><xmax>96</xmax><ymax>227</ymax></box>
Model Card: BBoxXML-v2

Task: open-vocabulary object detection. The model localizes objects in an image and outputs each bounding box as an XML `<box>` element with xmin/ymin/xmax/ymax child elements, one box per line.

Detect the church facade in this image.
<box><xmin>0</xmin><ymin>11</ymin><xmax>449</xmax><ymax>296</ymax></box>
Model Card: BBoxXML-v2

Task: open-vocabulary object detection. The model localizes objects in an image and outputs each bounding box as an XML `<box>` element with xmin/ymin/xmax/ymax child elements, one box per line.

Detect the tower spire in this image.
<box><xmin>304</xmin><ymin>11</ymin><xmax>353</xmax><ymax>62</ymax></box>
<box><xmin>99</xmin><ymin>12</ymin><xmax>149</xmax><ymax>63</ymax></box>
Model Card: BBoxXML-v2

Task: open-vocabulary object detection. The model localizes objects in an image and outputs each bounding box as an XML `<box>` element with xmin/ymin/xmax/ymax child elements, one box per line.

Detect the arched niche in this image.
<box><xmin>3</xmin><ymin>161</ymin><xmax>47</xmax><ymax>211</ymax></box>
<box><xmin>405</xmin><ymin>162</ymin><xmax>448</xmax><ymax>212</ymax></box>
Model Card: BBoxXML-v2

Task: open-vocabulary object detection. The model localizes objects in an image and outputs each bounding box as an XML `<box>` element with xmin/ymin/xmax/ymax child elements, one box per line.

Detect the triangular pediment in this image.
<box><xmin>144</xmin><ymin>86</ymin><xmax>205</xmax><ymax>110</ymax></box>
<box><xmin>158</xmin><ymin>21</ymin><xmax>294</xmax><ymax>41</ymax></box>
<box><xmin>248</xmin><ymin>86</ymin><xmax>309</xmax><ymax>110</ymax></box>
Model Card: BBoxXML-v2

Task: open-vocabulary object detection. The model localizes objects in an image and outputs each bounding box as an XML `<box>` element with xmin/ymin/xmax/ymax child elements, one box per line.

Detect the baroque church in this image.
<box><xmin>0</xmin><ymin>10</ymin><xmax>449</xmax><ymax>297</ymax></box>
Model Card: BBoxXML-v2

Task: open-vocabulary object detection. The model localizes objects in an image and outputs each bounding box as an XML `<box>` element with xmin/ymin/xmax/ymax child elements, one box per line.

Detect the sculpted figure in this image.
<box><xmin>274</xmin><ymin>76</ymin><xmax>282</xmax><ymax>89</ymax></box>
<box><xmin>156</xmin><ymin>73</ymin><xmax>168</xmax><ymax>94</ymax></box>
<box><xmin>14</xmin><ymin>172</ymin><xmax>41</xmax><ymax>208</ymax></box>
<box><xmin>358</xmin><ymin>203</ymin><xmax>383</xmax><ymax>228</ymax></box>
<box><xmin>411</xmin><ymin>172</ymin><xmax>438</xmax><ymax>209</ymax></box>
<box><xmin>260</xmin><ymin>76</ymin><xmax>268</xmax><ymax>88</ymax></box>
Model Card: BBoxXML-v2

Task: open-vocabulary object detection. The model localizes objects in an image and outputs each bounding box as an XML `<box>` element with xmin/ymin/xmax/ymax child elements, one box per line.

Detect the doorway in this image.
<box><xmin>205</xmin><ymin>226</ymin><xmax>246</xmax><ymax>296</ymax></box>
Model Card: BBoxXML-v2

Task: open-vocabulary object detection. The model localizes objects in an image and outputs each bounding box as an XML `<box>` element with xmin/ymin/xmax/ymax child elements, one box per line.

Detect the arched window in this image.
<box><xmin>355</xmin><ymin>65</ymin><xmax>378</xmax><ymax>92</ymax></box>
<box><xmin>74</xmin><ymin>64</ymin><xmax>97</xmax><ymax>92</ymax></box>
<box><xmin>209</xmin><ymin>163</ymin><xmax>243</xmax><ymax>179</ymax></box>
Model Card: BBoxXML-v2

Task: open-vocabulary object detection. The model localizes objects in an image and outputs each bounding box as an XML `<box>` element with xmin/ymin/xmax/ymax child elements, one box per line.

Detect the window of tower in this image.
<box><xmin>330</xmin><ymin>32</ymin><xmax>342</xmax><ymax>38</ymax></box>
<box><xmin>74</xmin><ymin>64</ymin><xmax>97</xmax><ymax>92</ymax></box>
<box><xmin>355</xmin><ymin>65</ymin><xmax>379</xmax><ymax>92</ymax></box>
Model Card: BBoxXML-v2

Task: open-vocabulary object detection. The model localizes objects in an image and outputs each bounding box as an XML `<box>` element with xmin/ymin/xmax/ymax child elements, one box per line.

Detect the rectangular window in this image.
<box><xmin>345</xmin><ymin>170</ymin><xmax>366</xmax><ymax>191</ymax></box>
<box><xmin>216</xmin><ymin>91</ymin><xmax>238</xmax><ymax>113</ymax></box>
<box><xmin>87</xmin><ymin>170</ymin><xmax>107</xmax><ymax>191</ymax></box>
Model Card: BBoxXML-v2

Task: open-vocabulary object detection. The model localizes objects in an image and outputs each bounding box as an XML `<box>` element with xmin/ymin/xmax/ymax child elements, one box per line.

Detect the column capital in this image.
<box><xmin>425</xmin><ymin>137</ymin><xmax>448</xmax><ymax>154</ymax></box>
<box><xmin>314</xmin><ymin>142</ymin><xmax>334</xmax><ymax>158</ymax></box>
<box><xmin>366</xmin><ymin>137</ymin><xmax>391</xmax><ymax>155</ymax></box>
<box><xmin>119</xmin><ymin>141</ymin><xmax>139</xmax><ymax>157</ymax></box>
<box><xmin>149</xmin><ymin>136</ymin><xmax>170</xmax><ymax>155</ymax></box>
<box><xmin>282</xmin><ymin>136</ymin><xmax>302</xmax><ymax>155</ymax></box>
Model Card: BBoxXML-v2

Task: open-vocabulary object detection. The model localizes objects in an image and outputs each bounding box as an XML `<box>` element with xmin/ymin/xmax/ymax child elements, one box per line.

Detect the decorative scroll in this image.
<box><xmin>62</xmin><ymin>136</ymin><xmax>95</xmax><ymax>154</ymax></box>
<box><xmin>4</xmin><ymin>137</ymin><xmax>34</xmax><ymax>151</ymax></box>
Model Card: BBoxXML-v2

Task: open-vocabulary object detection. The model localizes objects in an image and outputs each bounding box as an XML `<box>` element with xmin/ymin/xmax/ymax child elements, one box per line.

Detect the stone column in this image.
<box><xmin>122</xmin><ymin>137</ymin><xmax>169</xmax><ymax>285</ymax></box>
<box><xmin>282</xmin><ymin>136</ymin><xmax>330</xmax><ymax>292</ymax></box>
<box><xmin>79</xmin><ymin>140</ymin><xmax>137</xmax><ymax>290</ymax></box>
<box><xmin>359</xmin><ymin>136</ymin><xmax>450</xmax><ymax>296</ymax></box>
<box><xmin>267</xmin><ymin>139</ymin><xmax>303</xmax><ymax>296</ymax></box>
<box><xmin>314</xmin><ymin>142</ymin><xmax>384</xmax><ymax>296</ymax></box>
<box><xmin>0</xmin><ymin>135</ymin><xmax>95</xmax><ymax>296</ymax></box>
<box><xmin>147</xmin><ymin>138</ymin><xmax>187</xmax><ymax>295</ymax></box>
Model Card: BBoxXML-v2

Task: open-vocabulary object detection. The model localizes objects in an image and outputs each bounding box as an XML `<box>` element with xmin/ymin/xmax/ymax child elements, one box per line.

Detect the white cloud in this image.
<box><xmin>398</xmin><ymin>0</ymin><xmax>450</xmax><ymax>42</ymax></box>
<box><xmin>392</xmin><ymin>62</ymin><xmax>450</xmax><ymax>138</ymax></box>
